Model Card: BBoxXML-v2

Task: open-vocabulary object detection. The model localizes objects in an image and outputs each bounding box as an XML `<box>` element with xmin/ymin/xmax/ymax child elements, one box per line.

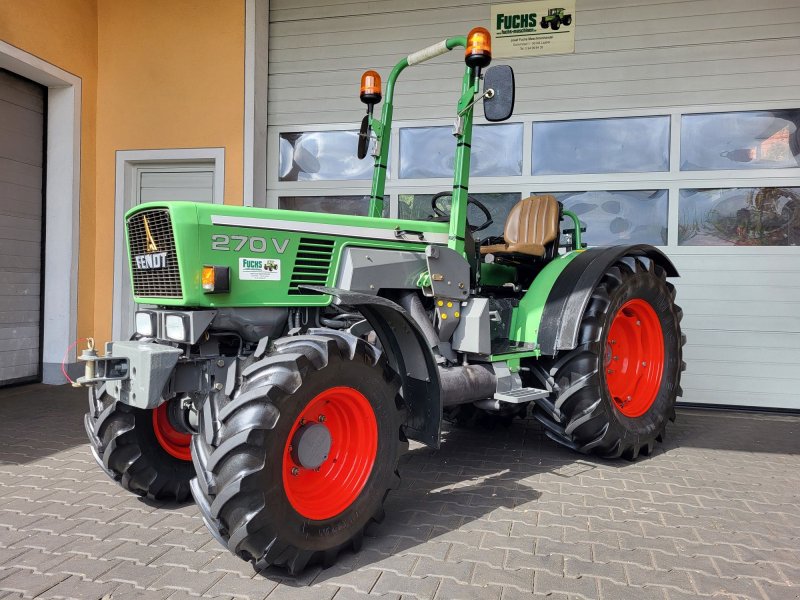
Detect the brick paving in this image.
<box><xmin>1</xmin><ymin>383</ymin><xmax>799</xmax><ymax>600</ymax></box>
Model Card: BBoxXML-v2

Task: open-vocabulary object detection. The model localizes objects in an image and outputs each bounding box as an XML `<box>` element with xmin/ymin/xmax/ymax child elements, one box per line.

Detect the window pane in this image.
<box><xmin>679</xmin><ymin>187</ymin><xmax>800</xmax><ymax>246</ymax></box>
<box><xmin>279</xmin><ymin>131</ymin><xmax>373</xmax><ymax>181</ymax></box>
<box><xmin>680</xmin><ymin>110</ymin><xmax>800</xmax><ymax>171</ymax></box>
<box><xmin>279</xmin><ymin>196</ymin><xmax>389</xmax><ymax>217</ymax></box>
<box><xmin>532</xmin><ymin>116</ymin><xmax>670</xmax><ymax>175</ymax></box>
<box><xmin>551</xmin><ymin>190</ymin><xmax>668</xmax><ymax>246</ymax></box>
<box><xmin>399</xmin><ymin>123</ymin><xmax>523</xmax><ymax>179</ymax></box>
<box><xmin>397</xmin><ymin>193</ymin><xmax>521</xmax><ymax>239</ymax></box>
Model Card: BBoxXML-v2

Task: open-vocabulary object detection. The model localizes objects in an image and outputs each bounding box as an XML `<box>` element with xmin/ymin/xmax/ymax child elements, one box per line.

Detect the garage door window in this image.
<box><xmin>548</xmin><ymin>190</ymin><xmax>668</xmax><ymax>246</ymax></box>
<box><xmin>532</xmin><ymin>116</ymin><xmax>670</xmax><ymax>175</ymax></box>
<box><xmin>398</xmin><ymin>193</ymin><xmax>520</xmax><ymax>239</ymax></box>
<box><xmin>399</xmin><ymin>123</ymin><xmax>523</xmax><ymax>179</ymax></box>
<box><xmin>679</xmin><ymin>187</ymin><xmax>800</xmax><ymax>246</ymax></box>
<box><xmin>279</xmin><ymin>195</ymin><xmax>389</xmax><ymax>217</ymax></box>
<box><xmin>681</xmin><ymin>110</ymin><xmax>800</xmax><ymax>171</ymax></box>
<box><xmin>279</xmin><ymin>131</ymin><xmax>373</xmax><ymax>181</ymax></box>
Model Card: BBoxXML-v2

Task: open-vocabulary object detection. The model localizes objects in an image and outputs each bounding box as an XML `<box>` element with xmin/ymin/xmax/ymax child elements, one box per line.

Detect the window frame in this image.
<box><xmin>266</xmin><ymin>102</ymin><xmax>800</xmax><ymax>250</ymax></box>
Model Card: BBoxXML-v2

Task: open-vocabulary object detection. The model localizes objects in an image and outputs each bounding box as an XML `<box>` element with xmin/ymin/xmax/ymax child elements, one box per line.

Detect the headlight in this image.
<box><xmin>164</xmin><ymin>314</ymin><xmax>188</xmax><ymax>342</ymax></box>
<box><xmin>134</xmin><ymin>311</ymin><xmax>156</xmax><ymax>337</ymax></box>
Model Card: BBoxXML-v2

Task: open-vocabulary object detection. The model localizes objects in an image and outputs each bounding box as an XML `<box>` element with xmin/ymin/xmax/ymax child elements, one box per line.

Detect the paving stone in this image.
<box><xmin>35</xmin><ymin>575</ymin><xmax>119</xmax><ymax>599</ymax></box>
<box><xmin>149</xmin><ymin>566</ymin><xmax>225</xmax><ymax>595</ymax></box>
<box><xmin>0</xmin><ymin>569</ymin><xmax>69</xmax><ymax>598</ymax></box>
<box><xmin>472</xmin><ymin>565</ymin><xmax>533</xmax><ymax>593</ymax></box>
<box><xmin>2</xmin><ymin>389</ymin><xmax>800</xmax><ymax>600</ymax></box>
<box><xmin>53</xmin><ymin>553</ymin><xmax>117</xmax><ymax>580</ymax></box>
<box><xmin>371</xmin><ymin>572</ymin><xmax>441</xmax><ymax>599</ymax></box>
<box><xmin>204</xmin><ymin>572</ymin><xmax>278</xmax><ymax>599</ymax></box>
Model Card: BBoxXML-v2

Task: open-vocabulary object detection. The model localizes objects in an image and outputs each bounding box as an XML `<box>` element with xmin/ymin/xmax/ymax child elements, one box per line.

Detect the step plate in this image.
<box><xmin>494</xmin><ymin>387</ymin><xmax>550</xmax><ymax>404</ymax></box>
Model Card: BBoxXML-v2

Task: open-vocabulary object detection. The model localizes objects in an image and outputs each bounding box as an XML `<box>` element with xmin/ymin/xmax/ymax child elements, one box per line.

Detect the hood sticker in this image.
<box><xmin>239</xmin><ymin>257</ymin><xmax>281</xmax><ymax>281</ymax></box>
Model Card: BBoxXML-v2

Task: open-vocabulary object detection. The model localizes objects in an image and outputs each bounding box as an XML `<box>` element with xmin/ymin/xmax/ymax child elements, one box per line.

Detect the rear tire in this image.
<box><xmin>84</xmin><ymin>387</ymin><xmax>194</xmax><ymax>501</ymax></box>
<box><xmin>540</xmin><ymin>18</ymin><xmax>549</xmax><ymax>28</ymax></box>
<box><xmin>191</xmin><ymin>329</ymin><xmax>406</xmax><ymax>574</ymax></box>
<box><xmin>551</xmin><ymin>19</ymin><xmax>561</xmax><ymax>30</ymax></box>
<box><xmin>531</xmin><ymin>256</ymin><xmax>685</xmax><ymax>460</ymax></box>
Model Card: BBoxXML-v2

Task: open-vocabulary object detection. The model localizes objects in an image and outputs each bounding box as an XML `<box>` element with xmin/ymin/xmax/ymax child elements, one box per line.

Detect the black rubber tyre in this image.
<box><xmin>84</xmin><ymin>386</ymin><xmax>194</xmax><ymax>501</ymax></box>
<box><xmin>191</xmin><ymin>329</ymin><xmax>406</xmax><ymax>574</ymax></box>
<box><xmin>551</xmin><ymin>19</ymin><xmax>561</xmax><ymax>30</ymax></box>
<box><xmin>531</xmin><ymin>256</ymin><xmax>685</xmax><ymax>460</ymax></box>
<box><xmin>563</xmin><ymin>14</ymin><xmax>572</xmax><ymax>25</ymax></box>
<box><xmin>540</xmin><ymin>18</ymin><xmax>549</xmax><ymax>28</ymax></box>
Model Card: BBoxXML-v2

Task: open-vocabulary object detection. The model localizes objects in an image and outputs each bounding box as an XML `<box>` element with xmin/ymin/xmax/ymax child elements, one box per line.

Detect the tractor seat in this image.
<box><xmin>480</xmin><ymin>195</ymin><xmax>560</xmax><ymax>258</ymax></box>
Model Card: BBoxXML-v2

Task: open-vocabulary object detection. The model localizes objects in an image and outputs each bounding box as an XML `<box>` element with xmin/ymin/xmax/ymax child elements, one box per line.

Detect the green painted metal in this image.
<box><xmin>366</xmin><ymin>36</ymin><xmax>475</xmax><ymax>253</ymax></box>
<box><xmin>563</xmin><ymin>209</ymin><xmax>582</xmax><ymax>249</ymax></box>
<box><xmin>479</xmin><ymin>262</ymin><xmax>517</xmax><ymax>287</ymax></box>
<box><xmin>508</xmin><ymin>250</ymin><xmax>583</xmax><ymax>345</ymax></box>
<box><xmin>127</xmin><ymin>202</ymin><xmax>446</xmax><ymax>307</ymax></box>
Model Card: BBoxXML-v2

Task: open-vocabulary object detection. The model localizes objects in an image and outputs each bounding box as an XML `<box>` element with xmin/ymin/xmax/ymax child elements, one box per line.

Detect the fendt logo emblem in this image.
<box><xmin>134</xmin><ymin>252</ymin><xmax>168</xmax><ymax>270</ymax></box>
<box><xmin>143</xmin><ymin>215</ymin><xmax>159</xmax><ymax>252</ymax></box>
<box><xmin>133</xmin><ymin>215</ymin><xmax>167</xmax><ymax>269</ymax></box>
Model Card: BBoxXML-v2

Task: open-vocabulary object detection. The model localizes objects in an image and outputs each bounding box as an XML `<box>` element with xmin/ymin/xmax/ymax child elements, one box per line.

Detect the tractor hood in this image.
<box><xmin>125</xmin><ymin>201</ymin><xmax>448</xmax><ymax>307</ymax></box>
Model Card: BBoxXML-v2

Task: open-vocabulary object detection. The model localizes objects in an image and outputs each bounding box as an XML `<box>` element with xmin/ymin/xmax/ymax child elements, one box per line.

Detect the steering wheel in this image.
<box><xmin>430</xmin><ymin>191</ymin><xmax>493</xmax><ymax>233</ymax></box>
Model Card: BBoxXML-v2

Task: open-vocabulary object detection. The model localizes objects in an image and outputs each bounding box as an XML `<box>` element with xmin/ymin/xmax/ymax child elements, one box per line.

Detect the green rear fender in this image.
<box><xmin>508</xmin><ymin>251</ymin><xmax>581</xmax><ymax>348</ymax></box>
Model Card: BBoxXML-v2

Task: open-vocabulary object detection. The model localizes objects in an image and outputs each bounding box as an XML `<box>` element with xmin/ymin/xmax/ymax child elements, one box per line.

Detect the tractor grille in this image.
<box><xmin>288</xmin><ymin>238</ymin><xmax>334</xmax><ymax>295</ymax></box>
<box><xmin>127</xmin><ymin>209</ymin><xmax>183</xmax><ymax>298</ymax></box>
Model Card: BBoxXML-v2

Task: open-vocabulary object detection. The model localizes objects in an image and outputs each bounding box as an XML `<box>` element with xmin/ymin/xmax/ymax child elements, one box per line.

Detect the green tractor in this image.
<box><xmin>540</xmin><ymin>8</ymin><xmax>572</xmax><ymax>30</ymax></box>
<box><xmin>78</xmin><ymin>27</ymin><xmax>684</xmax><ymax>574</ymax></box>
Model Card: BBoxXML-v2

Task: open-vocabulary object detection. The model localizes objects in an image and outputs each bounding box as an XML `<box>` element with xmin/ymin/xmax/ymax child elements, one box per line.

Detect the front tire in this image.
<box><xmin>532</xmin><ymin>256</ymin><xmax>685</xmax><ymax>459</ymax></box>
<box><xmin>191</xmin><ymin>330</ymin><xmax>406</xmax><ymax>574</ymax></box>
<box><xmin>84</xmin><ymin>387</ymin><xmax>194</xmax><ymax>501</ymax></box>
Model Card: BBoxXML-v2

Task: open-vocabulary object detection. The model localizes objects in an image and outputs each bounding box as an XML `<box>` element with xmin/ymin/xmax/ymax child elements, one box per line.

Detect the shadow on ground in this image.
<box><xmin>0</xmin><ymin>384</ymin><xmax>88</xmax><ymax>465</ymax></box>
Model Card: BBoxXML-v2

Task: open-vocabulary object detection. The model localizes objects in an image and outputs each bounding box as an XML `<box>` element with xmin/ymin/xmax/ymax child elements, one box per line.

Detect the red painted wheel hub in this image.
<box><xmin>152</xmin><ymin>402</ymin><xmax>192</xmax><ymax>461</ymax></box>
<box><xmin>604</xmin><ymin>299</ymin><xmax>665</xmax><ymax>418</ymax></box>
<box><xmin>283</xmin><ymin>386</ymin><xmax>378</xmax><ymax>521</ymax></box>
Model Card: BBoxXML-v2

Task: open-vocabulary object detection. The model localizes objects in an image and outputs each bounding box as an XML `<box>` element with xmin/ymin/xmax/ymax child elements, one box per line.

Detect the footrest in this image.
<box><xmin>494</xmin><ymin>387</ymin><xmax>549</xmax><ymax>404</ymax></box>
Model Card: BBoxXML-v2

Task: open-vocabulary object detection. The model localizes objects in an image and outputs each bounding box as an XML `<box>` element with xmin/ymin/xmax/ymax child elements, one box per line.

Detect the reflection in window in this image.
<box><xmin>399</xmin><ymin>123</ymin><xmax>523</xmax><ymax>179</ymax></box>
<box><xmin>679</xmin><ymin>187</ymin><xmax>800</xmax><ymax>246</ymax></box>
<box><xmin>532</xmin><ymin>116</ymin><xmax>670</xmax><ymax>175</ymax></box>
<box><xmin>550</xmin><ymin>190</ymin><xmax>668</xmax><ymax>246</ymax></box>
<box><xmin>279</xmin><ymin>131</ymin><xmax>373</xmax><ymax>181</ymax></box>
<box><xmin>681</xmin><ymin>110</ymin><xmax>800</xmax><ymax>171</ymax></box>
<box><xmin>397</xmin><ymin>193</ymin><xmax>521</xmax><ymax>239</ymax></box>
<box><xmin>278</xmin><ymin>196</ymin><xmax>389</xmax><ymax>218</ymax></box>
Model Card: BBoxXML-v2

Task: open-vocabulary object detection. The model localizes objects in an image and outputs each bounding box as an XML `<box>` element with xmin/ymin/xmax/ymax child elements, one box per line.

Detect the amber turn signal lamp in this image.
<box><xmin>360</xmin><ymin>70</ymin><xmax>382</xmax><ymax>105</ymax></box>
<box><xmin>202</xmin><ymin>265</ymin><xmax>230</xmax><ymax>293</ymax></box>
<box><xmin>465</xmin><ymin>27</ymin><xmax>492</xmax><ymax>69</ymax></box>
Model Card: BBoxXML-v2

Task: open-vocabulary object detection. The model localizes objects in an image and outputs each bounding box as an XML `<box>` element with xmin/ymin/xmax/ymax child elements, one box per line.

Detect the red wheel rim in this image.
<box><xmin>283</xmin><ymin>386</ymin><xmax>378</xmax><ymax>520</ymax></box>
<box><xmin>152</xmin><ymin>403</ymin><xmax>192</xmax><ymax>461</ymax></box>
<box><xmin>604</xmin><ymin>299</ymin><xmax>665</xmax><ymax>418</ymax></box>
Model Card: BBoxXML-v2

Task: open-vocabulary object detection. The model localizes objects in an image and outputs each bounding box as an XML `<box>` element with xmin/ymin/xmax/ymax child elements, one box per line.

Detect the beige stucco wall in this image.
<box><xmin>0</xmin><ymin>0</ymin><xmax>246</xmax><ymax>347</ymax></box>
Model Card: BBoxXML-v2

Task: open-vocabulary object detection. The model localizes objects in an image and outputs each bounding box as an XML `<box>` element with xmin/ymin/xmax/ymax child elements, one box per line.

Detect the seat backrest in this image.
<box><xmin>503</xmin><ymin>195</ymin><xmax>560</xmax><ymax>247</ymax></box>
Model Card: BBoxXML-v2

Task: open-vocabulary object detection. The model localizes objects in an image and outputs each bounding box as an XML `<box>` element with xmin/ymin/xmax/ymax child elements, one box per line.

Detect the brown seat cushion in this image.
<box><xmin>479</xmin><ymin>195</ymin><xmax>559</xmax><ymax>258</ymax></box>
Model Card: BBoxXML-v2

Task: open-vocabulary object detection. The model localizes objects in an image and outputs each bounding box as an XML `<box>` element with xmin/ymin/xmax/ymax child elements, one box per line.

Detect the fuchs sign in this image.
<box><xmin>491</xmin><ymin>0</ymin><xmax>576</xmax><ymax>58</ymax></box>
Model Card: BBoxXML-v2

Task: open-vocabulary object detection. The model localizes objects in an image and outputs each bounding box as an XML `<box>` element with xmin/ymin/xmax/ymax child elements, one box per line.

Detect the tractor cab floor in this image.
<box><xmin>0</xmin><ymin>384</ymin><xmax>798</xmax><ymax>599</ymax></box>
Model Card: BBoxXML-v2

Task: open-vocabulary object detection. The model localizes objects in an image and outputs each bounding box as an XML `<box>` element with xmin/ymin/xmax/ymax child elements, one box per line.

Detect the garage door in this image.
<box><xmin>265</xmin><ymin>0</ymin><xmax>800</xmax><ymax>410</ymax></box>
<box><xmin>0</xmin><ymin>70</ymin><xmax>45</xmax><ymax>386</ymax></box>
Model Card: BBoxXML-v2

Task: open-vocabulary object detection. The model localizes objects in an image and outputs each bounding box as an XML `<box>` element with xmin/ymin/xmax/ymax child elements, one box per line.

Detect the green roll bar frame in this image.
<box><xmin>364</xmin><ymin>34</ymin><xmax>582</xmax><ymax>255</ymax></box>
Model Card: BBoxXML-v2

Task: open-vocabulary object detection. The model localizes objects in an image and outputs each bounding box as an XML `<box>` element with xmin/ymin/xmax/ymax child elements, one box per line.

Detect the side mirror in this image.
<box><xmin>357</xmin><ymin>115</ymin><xmax>370</xmax><ymax>159</ymax></box>
<box><xmin>483</xmin><ymin>65</ymin><xmax>515</xmax><ymax>122</ymax></box>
